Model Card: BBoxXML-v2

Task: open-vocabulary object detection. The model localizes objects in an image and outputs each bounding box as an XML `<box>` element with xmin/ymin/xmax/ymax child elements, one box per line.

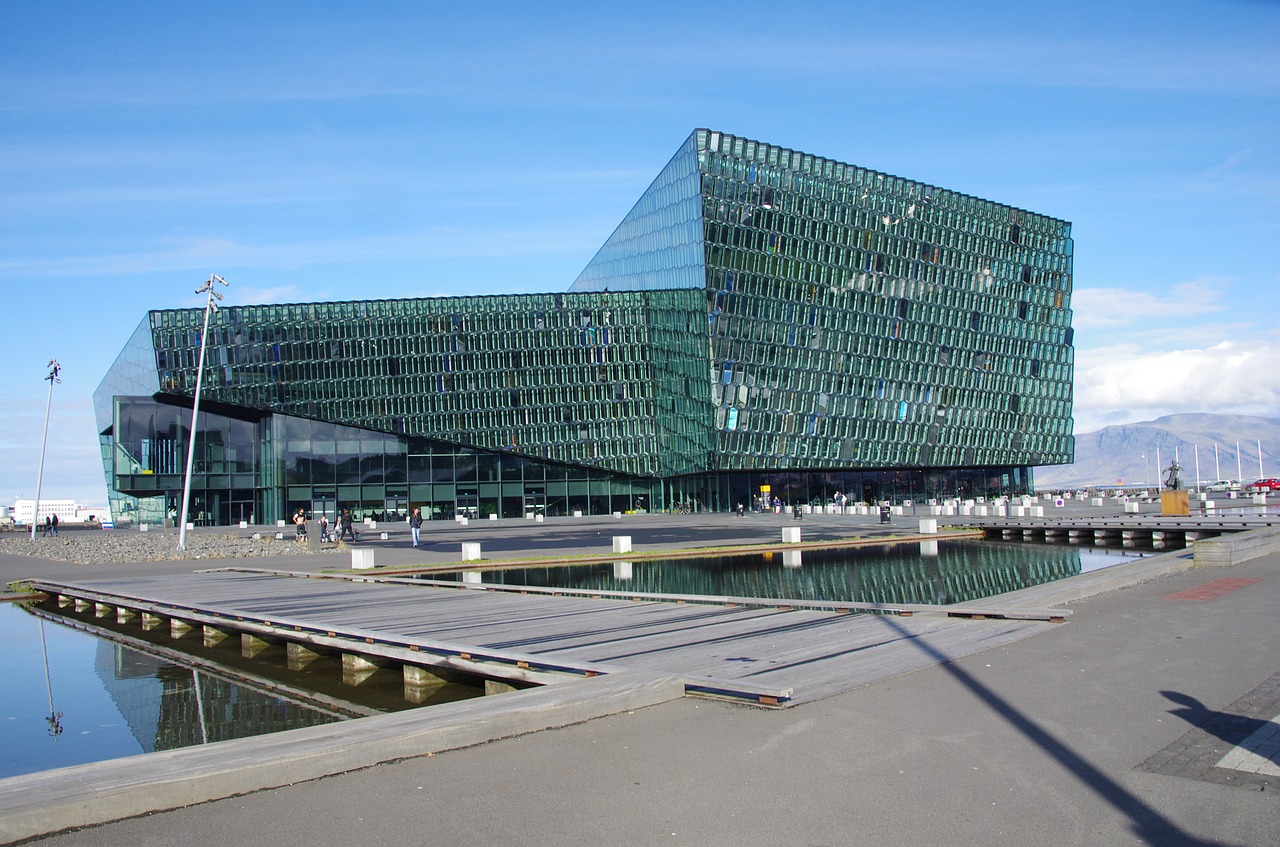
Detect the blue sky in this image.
<box><xmin>2</xmin><ymin>0</ymin><xmax>1277</xmax><ymax>505</ymax></box>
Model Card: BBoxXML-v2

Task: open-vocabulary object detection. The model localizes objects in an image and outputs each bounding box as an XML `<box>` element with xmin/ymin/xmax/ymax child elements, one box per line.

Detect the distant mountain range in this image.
<box><xmin>1033</xmin><ymin>413</ymin><xmax>1280</xmax><ymax>491</ymax></box>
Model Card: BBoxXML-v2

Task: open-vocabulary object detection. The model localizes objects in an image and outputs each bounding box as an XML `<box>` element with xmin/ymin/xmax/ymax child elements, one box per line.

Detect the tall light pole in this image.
<box><xmin>177</xmin><ymin>275</ymin><xmax>228</xmax><ymax>551</ymax></box>
<box><xmin>30</xmin><ymin>360</ymin><xmax>61</xmax><ymax>540</ymax></box>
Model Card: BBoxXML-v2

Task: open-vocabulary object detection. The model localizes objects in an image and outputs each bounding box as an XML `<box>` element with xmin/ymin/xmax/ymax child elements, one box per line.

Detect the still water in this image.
<box><xmin>0</xmin><ymin>600</ymin><xmax>480</xmax><ymax>780</ymax></box>
<box><xmin>432</xmin><ymin>540</ymin><xmax>1150</xmax><ymax>606</ymax></box>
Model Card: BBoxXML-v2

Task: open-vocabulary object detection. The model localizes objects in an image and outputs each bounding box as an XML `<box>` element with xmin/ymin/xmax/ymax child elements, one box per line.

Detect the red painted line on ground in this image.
<box><xmin>1162</xmin><ymin>577</ymin><xmax>1261</xmax><ymax>601</ymax></box>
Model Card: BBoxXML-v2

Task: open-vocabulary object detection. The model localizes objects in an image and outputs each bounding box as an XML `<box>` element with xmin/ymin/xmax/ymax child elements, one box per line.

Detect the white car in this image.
<box><xmin>1204</xmin><ymin>480</ymin><xmax>1240</xmax><ymax>493</ymax></box>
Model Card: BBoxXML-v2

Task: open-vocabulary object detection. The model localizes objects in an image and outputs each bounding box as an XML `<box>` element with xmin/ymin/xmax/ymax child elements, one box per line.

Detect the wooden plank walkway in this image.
<box><xmin>27</xmin><ymin>570</ymin><xmax>1056</xmax><ymax>707</ymax></box>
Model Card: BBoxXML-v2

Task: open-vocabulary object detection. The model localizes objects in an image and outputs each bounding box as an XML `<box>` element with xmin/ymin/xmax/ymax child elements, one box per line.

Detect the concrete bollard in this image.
<box><xmin>535</xmin><ymin>514</ymin><xmax>544</xmax><ymax>523</ymax></box>
<box><xmin>573</xmin><ymin>510</ymin><xmax>583</xmax><ymax>517</ymax></box>
<box><xmin>1253</xmin><ymin>493</ymin><xmax>1267</xmax><ymax>505</ymax></box>
<box><xmin>1031</xmin><ymin>506</ymin><xmax>1044</xmax><ymax>517</ymax></box>
<box><xmin>526</xmin><ymin>512</ymin><xmax>535</xmax><ymax>520</ymax></box>
<box><xmin>489</xmin><ymin>514</ymin><xmax>498</xmax><ymax>521</ymax></box>
<box><xmin>613</xmin><ymin>511</ymin><xmax>622</xmax><ymax>519</ymax></box>
<box><xmin>919</xmin><ymin>518</ymin><xmax>938</xmax><ymax>534</ymax></box>
<box><xmin>186</xmin><ymin>522</ymin><xmax>194</xmax><ymax>530</ymax></box>
<box><xmin>975</xmin><ymin>505</ymin><xmax>988</xmax><ymax>516</ymax></box>
<box><xmin>252</xmin><ymin>532</ymin><xmax>261</xmax><ymax>540</ymax></box>
<box><xmin>139</xmin><ymin>524</ymin><xmax>149</xmax><ymax>532</ymax></box>
<box><xmin>380</xmin><ymin>532</ymin><xmax>389</xmax><ymax>540</ymax></box>
<box><xmin>457</xmin><ymin>516</ymin><xmax>469</xmax><ymax>526</ymax></box>
<box><xmin>351</xmin><ymin>549</ymin><xmax>376</xmax><ymax>569</ymax></box>
<box><xmin>274</xmin><ymin>532</ymin><xmax>284</xmax><ymax>540</ymax></box>
<box><xmin>277</xmin><ymin>520</ymin><xmax>287</xmax><ymax>527</ymax></box>
<box><xmin>461</xmin><ymin>542</ymin><xmax>482</xmax><ymax>561</ymax></box>
<box><xmin>1012</xmin><ymin>506</ymin><xmax>1026</xmax><ymax>517</ymax></box>
<box><xmin>782</xmin><ymin>526</ymin><xmax>801</xmax><ymax>544</ymax></box>
<box><xmin>239</xmin><ymin>520</ymin><xmax>249</xmax><ymax>529</ymax></box>
<box><xmin>1124</xmin><ymin>502</ymin><xmax>1140</xmax><ymax>513</ymax></box>
<box><xmin>1090</xmin><ymin>498</ymin><xmax>1104</xmax><ymax>507</ymax></box>
<box><xmin>612</xmin><ymin>536</ymin><xmax>631</xmax><ymax>553</ymax></box>
<box><xmin>1204</xmin><ymin>501</ymin><xmax>1216</xmax><ymax>511</ymax></box>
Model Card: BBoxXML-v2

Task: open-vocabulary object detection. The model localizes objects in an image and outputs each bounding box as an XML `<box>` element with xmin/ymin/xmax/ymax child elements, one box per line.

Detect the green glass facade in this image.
<box><xmin>94</xmin><ymin>129</ymin><xmax>1073</xmax><ymax>526</ymax></box>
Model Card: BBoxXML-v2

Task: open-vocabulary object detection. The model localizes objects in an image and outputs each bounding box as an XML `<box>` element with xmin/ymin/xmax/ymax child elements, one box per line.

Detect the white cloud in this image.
<box><xmin>1071</xmin><ymin>279</ymin><xmax>1229</xmax><ymax>329</ymax></box>
<box><xmin>1073</xmin><ymin>339</ymin><xmax>1280</xmax><ymax>432</ymax></box>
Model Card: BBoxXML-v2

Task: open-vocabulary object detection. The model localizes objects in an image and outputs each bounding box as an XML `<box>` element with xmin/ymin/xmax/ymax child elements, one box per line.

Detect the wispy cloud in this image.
<box><xmin>1071</xmin><ymin>279</ymin><xmax>1231</xmax><ymax>329</ymax></box>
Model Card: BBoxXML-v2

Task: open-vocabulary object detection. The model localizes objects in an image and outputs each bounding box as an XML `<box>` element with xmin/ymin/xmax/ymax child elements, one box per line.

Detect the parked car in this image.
<box><xmin>1245</xmin><ymin>478</ymin><xmax>1280</xmax><ymax>492</ymax></box>
<box><xmin>1204</xmin><ymin>480</ymin><xmax>1240</xmax><ymax>493</ymax></box>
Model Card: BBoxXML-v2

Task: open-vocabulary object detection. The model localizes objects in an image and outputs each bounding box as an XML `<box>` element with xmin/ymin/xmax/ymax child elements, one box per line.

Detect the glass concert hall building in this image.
<box><xmin>94</xmin><ymin>129</ymin><xmax>1075</xmax><ymax>527</ymax></box>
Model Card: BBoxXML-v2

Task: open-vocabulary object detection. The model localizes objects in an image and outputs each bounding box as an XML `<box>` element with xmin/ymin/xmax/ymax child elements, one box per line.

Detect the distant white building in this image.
<box><xmin>12</xmin><ymin>499</ymin><xmax>107</xmax><ymax>525</ymax></box>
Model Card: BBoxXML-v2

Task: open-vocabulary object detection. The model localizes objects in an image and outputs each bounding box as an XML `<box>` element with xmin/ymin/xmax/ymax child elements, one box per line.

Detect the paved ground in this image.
<box><xmin>3</xmin><ymin>507</ymin><xmax>1277</xmax><ymax>846</ymax></box>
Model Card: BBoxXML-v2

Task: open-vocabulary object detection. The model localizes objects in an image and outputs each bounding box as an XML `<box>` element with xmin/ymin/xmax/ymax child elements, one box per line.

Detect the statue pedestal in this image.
<box><xmin>1161</xmin><ymin>490</ymin><xmax>1190</xmax><ymax>516</ymax></box>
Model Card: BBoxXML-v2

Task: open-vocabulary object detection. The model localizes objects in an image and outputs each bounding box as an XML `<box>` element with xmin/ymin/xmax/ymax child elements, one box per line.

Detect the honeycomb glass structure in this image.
<box><xmin>94</xmin><ymin>129</ymin><xmax>1073</xmax><ymax>526</ymax></box>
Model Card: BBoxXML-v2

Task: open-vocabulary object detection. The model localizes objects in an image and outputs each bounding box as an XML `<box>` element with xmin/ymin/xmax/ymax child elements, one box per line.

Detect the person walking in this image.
<box><xmin>409</xmin><ymin>507</ymin><xmax>423</xmax><ymax>547</ymax></box>
<box><xmin>51</xmin><ymin>514</ymin><xmax>59</xmax><ymax>536</ymax></box>
<box><xmin>339</xmin><ymin>508</ymin><xmax>355</xmax><ymax>542</ymax></box>
<box><xmin>42</xmin><ymin>516</ymin><xmax>53</xmax><ymax>537</ymax></box>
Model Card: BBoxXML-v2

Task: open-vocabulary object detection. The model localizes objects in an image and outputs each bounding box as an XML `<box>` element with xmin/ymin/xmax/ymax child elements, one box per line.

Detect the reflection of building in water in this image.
<box><xmin>94</xmin><ymin>642</ymin><xmax>339</xmax><ymax>753</ymax></box>
<box><xmin>466</xmin><ymin>542</ymin><xmax>1084</xmax><ymax>606</ymax></box>
<box><xmin>94</xmin><ymin>641</ymin><xmax>164</xmax><ymax>753</ymax></box>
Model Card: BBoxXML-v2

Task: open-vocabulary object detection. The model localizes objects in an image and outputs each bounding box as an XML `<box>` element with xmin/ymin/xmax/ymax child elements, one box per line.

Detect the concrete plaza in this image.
<box><xmin>2</xmin><ymin>507</ymin><xmax>1277</xmax><ymax>846</ymax></box>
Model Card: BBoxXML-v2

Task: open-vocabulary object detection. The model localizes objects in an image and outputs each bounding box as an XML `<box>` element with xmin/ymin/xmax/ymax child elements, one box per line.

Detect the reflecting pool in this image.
<box><xmin>431</xmin><ymin>541</ymin><xmax>1150</xmax><ymax>606</ymax></box>
<box><xmin>0</xmin><ymin>601</ymin><xmax>480</xmax><ymax>780</ymax></box>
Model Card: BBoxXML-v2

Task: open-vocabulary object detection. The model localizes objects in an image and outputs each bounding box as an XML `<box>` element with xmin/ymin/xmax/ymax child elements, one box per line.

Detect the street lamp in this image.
<box><xmin>177</xmin><ymin>275</ymin><xmax>228</xmax><ymax>551</ymax></box>
<box><xmin>30</xmin><ymin>360</ymin><xmax>61</xmax><ymax>540</ymax></box>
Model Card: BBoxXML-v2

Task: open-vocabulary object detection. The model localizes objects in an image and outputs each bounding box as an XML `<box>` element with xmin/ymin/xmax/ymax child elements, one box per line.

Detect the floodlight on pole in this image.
<box><xmin>177</xmin><ymin>275</ymin><xmax>228</xmax><ymax>551</ymax></box>
<box><xmin>30</xmin><ymin>360</ymin><xmax>61</xmax><ymax>541</ymax></box>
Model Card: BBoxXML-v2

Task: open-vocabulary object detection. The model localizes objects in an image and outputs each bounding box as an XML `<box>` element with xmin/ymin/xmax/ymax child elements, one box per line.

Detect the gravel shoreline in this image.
<box><xmin>0</xmin><ymin>530</ymin><xmax>325</xmax><ymax>564</ymax></box>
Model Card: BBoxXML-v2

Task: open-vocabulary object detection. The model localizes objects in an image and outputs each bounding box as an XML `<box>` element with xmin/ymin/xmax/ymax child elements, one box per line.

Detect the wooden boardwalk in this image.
<box><xmin>28</xmin><ymin>570</ymin><xmax>1059</xmax><ymax>707</ymax></box>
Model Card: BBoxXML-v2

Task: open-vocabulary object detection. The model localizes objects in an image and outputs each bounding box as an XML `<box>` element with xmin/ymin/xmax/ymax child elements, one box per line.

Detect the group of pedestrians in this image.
<box><xmin>41</xmin><ymin>514</ymin><xmax>59</xmax><ymax>537</ymax></box>
<box><xmin>286</xmin><ymin>506</ymin><xmax>427</xmax><ymax>549</ymax></box>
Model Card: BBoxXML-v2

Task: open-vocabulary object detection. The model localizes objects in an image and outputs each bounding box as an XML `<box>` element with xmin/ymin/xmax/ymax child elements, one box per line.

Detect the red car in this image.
<box><xmin>1246</xmin><ymin>478</ymin><xmax>1280</xmax><ymax>492</ymax></box>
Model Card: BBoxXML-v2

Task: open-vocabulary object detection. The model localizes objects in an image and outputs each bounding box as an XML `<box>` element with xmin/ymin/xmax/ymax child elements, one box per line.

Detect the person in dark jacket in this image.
<box><xmin>409</xmin><ymin>507</ymin><xmax>424</xmax><ymax>547</ymax></box>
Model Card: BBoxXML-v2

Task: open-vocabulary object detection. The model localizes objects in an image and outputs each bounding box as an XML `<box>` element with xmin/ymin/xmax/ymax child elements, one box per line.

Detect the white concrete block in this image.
<box><xmin>975</xmin><ymin>505</ymin><xmax>988</xmax><ymax>516</ymax></box>
<box><xmin>277</xmin><ymin>520</ymin><xmax>287</xmax><ymax>527</ymax></box>
<box><xmin>239</xmin><ymin>520</ymin><xmax>248</xmax><ymax>529</ymax></box>
<box><xmin>1012</xmin><ymin>506</ymin><xmax>1026</xmax><ymax>517</ymax></box>
<box><xmin>573</xmin><ymin>510</ymin><xmax>582</xmax><ymax>517</ymax></box>
<box><xmin>1090</xmin><ymin>498</ymin><xmax>1104</xmax><ymax>507</ymax></box>
<box><xmin>461</xmin><ymin>542</ymin><xmax>482</xmax><ymax>561</ymax></box>
<box><xmin>612</xmin><ymin>535</ymin><xmax>631</xmax><ymax>553</ymax></box>
<box><xmin>782</xmin><ymin>526</ymin><xmax>802</xmax><ymax>544</ymax></box>
<box><xmin>456</xmin><ymin>516</ymin><xmax>469</xmax><ymax>526</ymax></box>
<box><xmin>535</xmin><ymin>514</ymin><xmax>544</xmax><ymax>523</ymax></box>
<box><xmin>919</xmin><ymin>518</ymin><xmax>938</xmax><ymax>534</ymax></box>
<box><xmin>1124</xmin><ymin>502</ymin><xmax>1140</xmax><ymax>513</ymax></box>
<box><xmin>613</xmin><ymin>511</ymin><xmax>622</xmax><ymax>519</ymax></box>
<box><xmin>380</xmin><ymin>532</ymin><xmax>389</xmax><ymax>540</ymax></box>
<box><xmin>351</xmin><ymin>549</ymin><xmax>376</xmax><ymax>569</ymax></box>
<box><xmin>139</xmin><ymin>524</ymin><xmax>148</xmax><ymax>532</ymax></box>
<box><xmin>489</xmin><ymin>513</ymin><xmax>498</xmax><ymax>520</ymax></box>
<box><xmin>1032</xmin><ymin>506</ymin><xmax>1044</xmax><ymax>517</ymax></box>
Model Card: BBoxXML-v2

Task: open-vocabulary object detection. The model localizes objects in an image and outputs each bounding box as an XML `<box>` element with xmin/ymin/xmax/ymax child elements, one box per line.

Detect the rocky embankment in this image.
<box><xmin>0</xmin><ymin>530</ymin><xmax>322</xmax><ymax>564</ymax></box>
